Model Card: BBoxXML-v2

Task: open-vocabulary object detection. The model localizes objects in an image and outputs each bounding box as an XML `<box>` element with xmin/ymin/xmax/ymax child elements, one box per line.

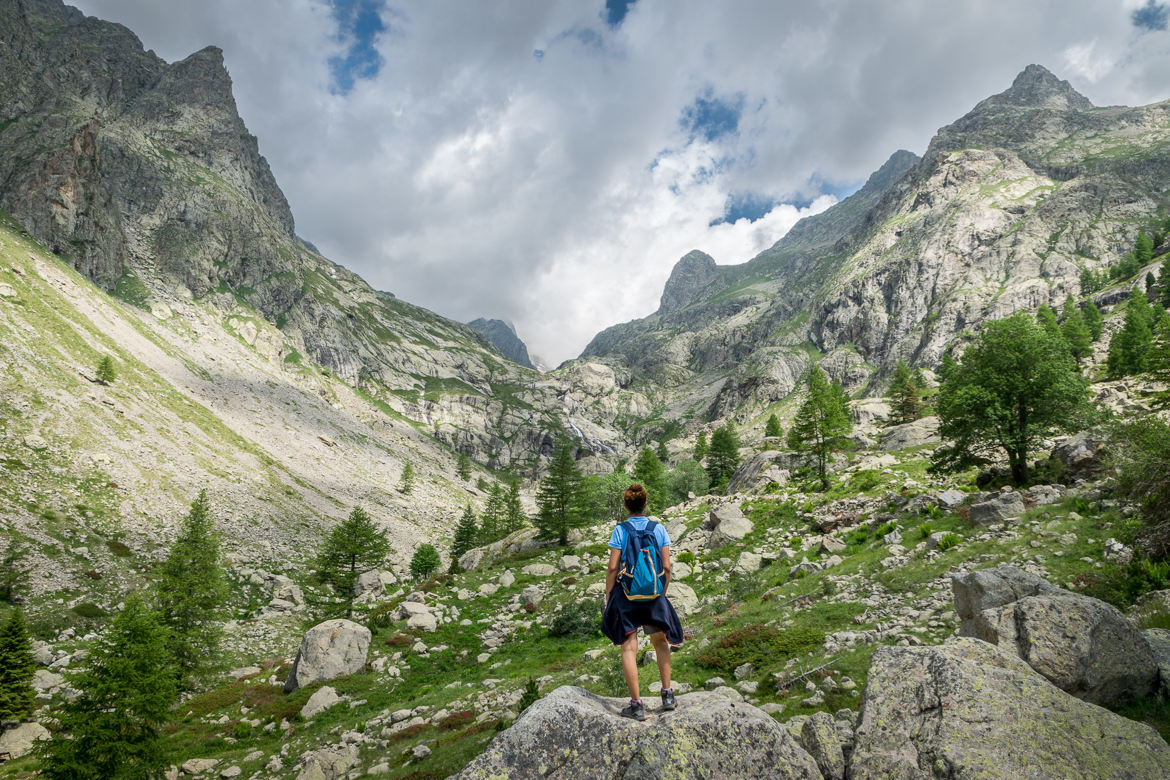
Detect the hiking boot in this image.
<box><xmin>660</xmin><ymin>688</ymin><xmax>676</xmax><ymax>711</ymax></box>
<box><xmin>620</xmin><ymin>698</ymin><xmax>646</xmax><ymax>721</ymax></box>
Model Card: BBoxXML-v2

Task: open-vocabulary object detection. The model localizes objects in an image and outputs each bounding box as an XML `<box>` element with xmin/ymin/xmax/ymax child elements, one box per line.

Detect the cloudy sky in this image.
<box><xmin>71</xmin><ymin>0</ymin><xmax>1170</xmax><ymax>366</ymax></box>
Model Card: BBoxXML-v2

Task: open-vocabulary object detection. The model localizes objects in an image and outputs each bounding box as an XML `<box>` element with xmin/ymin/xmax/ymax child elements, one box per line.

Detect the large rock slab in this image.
<box><xmin>455</xmin><ymin>686</ymin><xmax>822</xmax><ymax>779</ymax></box>
<box><xmin>879</xmin><ymin>417</ymin><xmax>939</xmax><ymax>451</ymax></box>
<box><xmin>0</xmin><ymin>722</ymin><xmax>50</xmax><ymax>760</ymax></box>
<box><xmin>706</xmin><ymin>504</ymin><xmax>753</xmax><ymax>546</ymax></box>
<box><xmin>667</xmin><ymin>582</ymin><xmax>698</xmax><ymax>620</ymax></box>
<box><xmin>1142</xmin><ymin>628</ymin><xmax>1170</xmax><ymax>699</ymax></box>
<box><xmin>849</xmin><ymin>639</ymin><xmax>1170</xmax><ymax>780</ymax></box>
<box><xmin>968</xmin><ymin>490</ymin><xmax>1025</xmax><ymax>525</ymax></box>
<box><xmin>951</xmin><ymin>567</ymin><xmax>1061</xmax><ymax>633</ymax></box>
<box><xmin>284</xmin><ymin>619</ymin><xmax>371</xmax><ymax>692</ymax></box>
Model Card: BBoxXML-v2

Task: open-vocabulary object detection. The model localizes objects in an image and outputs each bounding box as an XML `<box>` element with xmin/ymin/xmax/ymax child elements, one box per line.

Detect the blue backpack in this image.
<box><xmin>618</xmin><ymin>519</ymin><xmax>665</xmax><ymax>601</ymax></box>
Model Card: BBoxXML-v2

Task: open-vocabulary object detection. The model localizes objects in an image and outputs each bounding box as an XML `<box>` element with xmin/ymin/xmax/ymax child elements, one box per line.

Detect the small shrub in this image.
<box><xmin>918</xmin><ymin>522</ymin><xmax>933</xmax><ymax>539</ymax></box>
<box><xmin>71</xmin><ymin>602</ymin><xmax>106</xmax><ymax>619</ymax></box>
<box><xmin>936</xmin><ymin>533</ymin><xmax>960</xmax><ymax>551</ymax></box>
<box><xmin>677</xmin><ymin>551</ymin><xmax>696</xmax><ymax>565</ymax></box>
<box><xmin>233</xmin><ymin>721</ymin><xmax>252</xmax><ymax>739</ymax></box>
<box><xmin>851</xmin><ymin>469</ymin><xmax>884</xmax><ymax>492</ymax></box>
<box><xmin>84</xmin><ymin>569</ymin><xmax>102</xmax><ymax>580</ymax></box>
<box><xmin>385</xmin><ymin>633</ymin><xmax>414</xmax><ymax>647</ymax></box>
<box><xmin>438</xmin><ymin>710</ymin><xmax>474</xmax><ymax>730</ymax></box>
<box><xmin>518</xmin><ymin>677</ymin><xmax>540</xmax><ymax>712</ymax></box>
<box><xmin>846</xmin><ymin>528</ymin><xmax>870</xmax><ymax>546</ymax></box>
<box><xmin>548</xmin><ymin>600</ymin><xmax>601</xmax><ymax>640</ymax></box>
<box><xmin>873</xmin><ymin>521</ymin><xmax>896</xmax><ymax>537</ymax></box>
<box><xmin>957</xmin><ymin>506</ymin><xmax>971</xmax><ymax>525</ymax></box>
<box><xmin>697</xmin><ymin>624</ymin><xmax>824</xmax><ymax>674</ymax></box>
<box><xmin>788</xmin><ymin>537</ymin><xmax>803</xmax><ymax>549</ymax></box>
<box><xmin>106</xmin><ymin>540</ymin><xmax>132</xmax><ymax>557</ymax></box>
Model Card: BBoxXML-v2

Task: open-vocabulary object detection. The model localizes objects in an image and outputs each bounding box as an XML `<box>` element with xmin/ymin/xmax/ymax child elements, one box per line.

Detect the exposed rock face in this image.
<box><xmin>455</xmin><ymin>686</ymin><xmax>823</xmax><ymax>779</ymax></box>
<box><xmin>951</xmin><ymin>566</ymin><xmax>1064</xmax><ymax>635</ymax></box>
<box><xmin>967</xmin><ymin>491</ymin><xmax>1026</xmax><ymax>525</ymax></box>
<box><xmin>467</xmin><ymin>318</ymin><xmax>536</xmax><ymax>369</ymax></box>
<box><xmin>284</xmin><ymin>619</ymin><xmax>371</xmax><ymax>692</ymax></box>
<box><xmin>658</xmin><ymin>250</ymin><xmax>720</xmax><ymax>314</ymax></box>
<box><xmin>850</xmin><ymin>639</ymin><xmax>1170</xmax><ymax>779</ymax></box>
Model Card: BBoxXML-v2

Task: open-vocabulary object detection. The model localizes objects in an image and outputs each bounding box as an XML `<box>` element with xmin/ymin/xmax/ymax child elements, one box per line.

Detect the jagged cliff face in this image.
<box><xmin>0</xmin><ymin>0</ymin><xmax>639</xmax><ymax>472</ymax></box>
<box><xmin>466</xmin><ymin>319</ymin><xmax>536</xmax><ymax>370</ymax></box>
<box><xmin>582</xmin><ymin>66</ymin><xmax>1170</xmax><ymax>425</ymax></box>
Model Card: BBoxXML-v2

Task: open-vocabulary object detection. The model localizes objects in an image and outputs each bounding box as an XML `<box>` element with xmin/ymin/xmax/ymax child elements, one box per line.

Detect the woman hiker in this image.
<box><xmin>602</xmin><ymin>483</ymin><xmax>684</xmax><ymax>720</ymax></box>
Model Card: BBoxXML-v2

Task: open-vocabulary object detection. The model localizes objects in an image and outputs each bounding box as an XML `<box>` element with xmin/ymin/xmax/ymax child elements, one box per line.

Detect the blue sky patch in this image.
<box><xmin>711</xmin><ymin>192</ymin><xmax>778</xmax><ymax>226</ymax></box>
<box><xmin>1132</xmin><ymin>0</ymin><xmax>1169</xmax><ymax>31</ymax></box>
<box><xmin>605</xmin><ymin>0</ymin><xmax>638</xmax><ymax>28</ymax></box>
<box><xmin>681</xmin><ymin>90</ymin><xmax>744</xmax><ymax>142</ymax></box>
<box><xmin>328</xmin><ymin>0</ymin><xmax>385</xmax><ymax>94</ymax></box>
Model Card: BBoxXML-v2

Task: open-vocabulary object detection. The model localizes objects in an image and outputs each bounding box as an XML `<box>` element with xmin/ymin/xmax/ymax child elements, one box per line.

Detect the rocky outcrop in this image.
<box><xmin>284</xmin><ymin>619</ymin><xmax>371</xmax><ymax>693</ymax></box>
<box><xmin>706</xmin><ymin>504</ymin><xmax>753</xmax><ymax>545</ymax></box>
<box><xmin>849</xmin><ymin>638</ymin><xmax>1170</xmax><ymax>779</ymax></box>
<box><xmin>658</xmin><ymin>251</ymin><xmax>722</xmax><ymax>314</ymax></box>
<box><xmin>455</xmin><ymin>686</ymin><xmax>823</xmax><ymax>779</ymax></box>
<box><xmin>467</xmin><ymin>318</ymin><xmax>536</xmax><ymax>369</ymax></box>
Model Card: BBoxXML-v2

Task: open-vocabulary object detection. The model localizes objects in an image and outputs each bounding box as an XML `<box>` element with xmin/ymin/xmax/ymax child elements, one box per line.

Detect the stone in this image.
<box><xmin>1048</xmin><ymin>429</ymin><xmax>1109</xmax><ymax>479</ymax></box>
<box><xmin>477</xmin><ymin>583</ymin><xmax>499</xmax><ymax>596</ymax></box>
<box><xmin>879</xmin><ymin>417</ymin><xmax>939</xmax><ymax>450</ymax></box>
<box><xmin>733</xmin><ymin>551</ymin><xmax>762</xmax><ymax>574</ymax></box>
<box><xmin>270</xmin><ymin>576</ymin><xmax>304</xmax><ymax>606</ymax></box>
<box><xmin>220</xmin><ymin>767</ymin><xmax>242</xmax><ymax>779</ymax></box>
<box><xmin>22</xmin><ymin>434</ymin><xmax>48</xmax><ymax>451</ymax></box>
<box><xmin>284</xmin><ymin>619</ymin><xmax>371</xmax><ymax>692</ymax></box>
<box><xmin>0</xmin><ymin>283</ymin><xmax>16</xmax><ymax>298</ymax></box>
<box><xmin>520</xmin><ymin>586</ymin><xmax>543</xmax><ymax>609</ymax></box>
<box><xmin>558</xmin><ymin>555</ymin><xmax>581</xmax><ymax>571</ymax></box>
<box><xmin>1021</xmin><ymin>483</ymin><xmax>1062</xmax><ymax>506</ymax></box>
<box><xmin>849</xmin><ymin>639</ymin><xmax>1170</xmax><ymax>780</ymax></box>
<box><xmin>799</xmin><ymin>711</ymin><xmax>845</xmax><ymax>780</ymax></box>
<box><xmin>707</xmin><ymin>504</ymin><xmax>753</xmax><ymax>545</ymax></box>
<box><xmin>0</xmin><ymin>722</ymin><xmax>50</xmax><ymax>760</ymax></box>
<box><xmin>968</xmin><ymin>491</ymin><xmax>1026</xmax><ymax>525</ymax></box>
<box><xmin>789</xmin><ymin>562</ymin><xmax>821</xmax><ymax>579</ymax></box>
<box><xmin>1145</xmin><ymin>628</ymin><xmax>1170</xmax><ymax>698</ymax></box>
<box><xmin>734</xmin><ymin>662</ymin><xmax>754</xmax><ymax>680</ymax></box>
<box><xmin>712</xmin><ymin>685</ymin><xmax>743</xmax><ymax>701</ymax></box>
<box><xmin>498</xmin><ymin>570</ymin><xmax>515</xmax><ymax>587</ymax></box>
<box><xmin>300</xmin><ymin>685</ymin><xmax>340</xmax><ymax>719</ymax></box>
<box><xmin>406</xmin><ymin>612</ymin><xmax>438</xmax><ymax>632</ymax></box>
<box><xmin>459</xmin><ymin>548</ymin><xmax>488</xmax><ymax>572</ymax></box>
<box><xmin>1103</xmin><ymin>538</ymin><xmax>1133</xmax><ymax>565</ymax></box>
<box><xmin>925</xmin><ymin>531</ymin><xmax>949</xmax><ymax>550</ymax></box>
<box><xmin>521</xmin><ymin>563</ymin><xmax>556</xmax><ymax>577</ymax></box>
<box><xmin>181</xmin><ymin>758</ymin><xmax>221</xmax><ymax>775</ymax></box>
<box><xmin>881</xmin><ymin>528</ymin><xmax>901</xmax><ymax>545</ymax></box>
<box><xmin>936</xmin><ymin>488</ymin><xmax>966</xmax><ymax>508</ymax></box>
<box><xmin>455</xmin><ymin>686</ymin><xmax>821</xmax><ymax>779</ymax></box>
<box><xmin>353</xmin><ymin>569</ymin><xmax>384</xmax><ymax>600</ymax></box>
<box><xmin>818</xmin><ymin>536</ymin><xmax>846</xmax><ymax>555</ymax></box>
<box><xmin>33</xmin><ymin>669</ymin><xmax>64</xmax><ymax>690</ymax></box>
<box><xmin>951</xmin><ymin>566</ymin><xmax>1062</xmax><ymax>634</ymax></box>
<box><xmin>666</xmin><ymin>582</ymin><xmax>698</xmax><ymax>620</ymax></box>
<box><xmin>671</xmin><ymin>561</ymin><xmax>691</xmax><ymax>580</ymax></box>
<box><xmin>295</xmin><ymin>745</ymin><xmax>359</xmax><ymax>780</ymax></box>
<box><xmin>399</xmin><ymin>601</ymin><xmax>430</xmax><ymax>618</ymax></box>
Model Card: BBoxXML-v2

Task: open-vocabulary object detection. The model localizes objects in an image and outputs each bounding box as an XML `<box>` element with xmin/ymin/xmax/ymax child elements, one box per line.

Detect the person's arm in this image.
<box><xmin>605</xmin><ymin>547</ymin><xmax>621</xmax><ymax>604</ymax></box>
<box><xmin>660</xmin><ymin>545</ymin><xmax>672</xmax><ymax>593</ymax></box>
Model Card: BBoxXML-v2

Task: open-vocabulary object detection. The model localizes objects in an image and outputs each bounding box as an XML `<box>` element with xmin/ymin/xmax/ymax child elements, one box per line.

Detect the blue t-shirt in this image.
<box><xmin>608</xmin><ymin>516</ymin><xmax>671</xmax><ymax>551</ymax></box>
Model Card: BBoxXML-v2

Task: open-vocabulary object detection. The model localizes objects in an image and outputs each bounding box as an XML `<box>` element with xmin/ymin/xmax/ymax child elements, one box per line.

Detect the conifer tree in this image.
<box><xmin>1149</xmin><ymin>317</ymin><xmax>1170</xmax><ymax>409</ymax></box>
<box><xmin>535</xmin><ymin>444</ymin><xmax>585</xmax><ymax>546</ymax></box>
<box><xmin>478</xmin><ymin>484</ymin><xmax>506</xmax><ymax>544</ymax></box>
<box><xmin>154</xmin><ymin>490</ymin><xmax>228</xmax><ymax>689</ymax></box>
<box><xmin>632</xmin><ymin>447</ymin><xmax>667</xmax><ymax>511</ymax></box>
<box><xmin>502</xmin><ymin>480</ymin><xmax>526</xmax><ymax>535</ymax></box>
<box><xmin>95</xmin><ymin>355</ymin><xmax>116</xmax><ymax>385</ymax></box>
<box><xmin>693</xmin><ymin>432</ymin><xmax>709</xmax><ymax>462</ymax></box>
<box><xmin>0</xmin><ymin>608</ymin><xmax>36</xmax><ymax>722</ymax></box>
<box><xmin>316</xmin><ymin>506</ymin><xmax>389</xmax><ymax>618</ymax></box>
<box><xmin>1036</xmin><ymin>303</ymin><xmax>1063</xmax><ymax>343</ymax></box>
<box><xmin>1156</xmin><ymin>261</ymin><xmax>1170</xmax><ymax>309</ymax></box>
<box><xmin>1083</xmin><ymin>298</ymin><xmax>1104</xmax><ymax>341</ymax></box>
<box><xmin>787</xmin><ymin>367</ymin><xmax>852</xmax><ymax>491</ymax></box>
<box><xmin>1107</xmin><ymin>290</ymin><xmax>1155</xmax><ymax>377</ymax></box>
<box><xmin>38</xmin><ymin>596</ymin><xmax>176</xmax><ymax>780</ymax></box>
<box><xmin>450</xmin><ymin>505</ymin><xmax>479</xmax><ymax>572</ymax></box>
<box><xmin>1059</xmin><ymin>296</ymin><xmax>1093</xmax><ymax>365</ymax></box>
<box><xmin>0</xmin><ymin>542</ymin><xmax>31</xmax><ymax>604</ymax></box>
<box><xmin>705</xmin><ymin>421</ymin><xmax>741</xmax><ymax>492</ymax></box>
<box><xmin>410</xmin><ymin>544</ymin><xmax>440</xmax><ymax>580</ymax></box>
<box><xmin>887</xmin><ymin>360</ymin><xmax>922</xmax><ymax>424</ymax></box>
<box><xmin>938</xmin><ymin>352</ymin><xmax>958</xmax><ymax>382</ymax></box>
<box><xmin>456</xmin><ymin>453</ymin><xmax>472</xmax><ymax>482</ymax></box>
<box><xmin>764</xmin><ymin>413</ymin><xmax>782</xmax><ymax>438</ymax></box>
<box><xmin>655</xmin><ymin>440</ymin><xmax>669</xmax><ymax>463</ymax></box>
<box><xmin>400</xmin><ymin>461</ymin><xmax>415</xmax><ymax>494</ymax></box>
<box><xmin>1136</xmin><ymin>229</ymin><xmax>1154</xmax><ymax>266</ymax></box>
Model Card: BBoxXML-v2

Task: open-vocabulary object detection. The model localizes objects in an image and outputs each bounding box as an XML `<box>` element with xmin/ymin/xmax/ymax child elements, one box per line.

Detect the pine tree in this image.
<box><xmin>1080</xmin><ymin>268</ymin><xmax>1097</xmax><ymax>296</ymax></box>
<box><xmin>154</xmin><ymin>490</ymin><xmax>228</xmax><ymax>689</ymax></box>
<box><xmin>0</xmin><ymin>608</ymin><xmax>36</xmax><ymax>722</ymax></box>
<box><xmin>1136</xmin><ymin>229</ymin><xmax>1154</xmax><ymax>265</ymax></box>
<box><xmin>1083</xmin><ymin>299</ymin><xmax>1104</xmax><ymax>341</ymax></box>
<box><xmin>1059</xmin><ymin>296</ymin><xmax>1093</xmax><ymax>365</ymax></box>
<box><xmin>764</xmin><ymin>413</ymin><xmax>782</xmax><ymax>438</ymax></box>
<box><xmin>1157</xmin><ymin>261</ymin><xmax>1170</xmax><ymax>309</ymax></box>
<box><xmin>0</xmin><ymin>542</ymin><xmax>31</xmax><ymax>604</ymax></box>
<box><xmin>1107</xmin><ymin>290</ymin><xmax>1155</xmax><ymax>377</ymax></box>
<box><xmin>1117</xmin><ymin>253</ymin><xmax>1141</xmax><ymax>280</ymax></box>
<box><xmin>410</xmin><ymin>544</ymin><xmax>440</xmax><ymax>580</ymax></box>
<box><xmin>693</xmin><ymin>432</ymin><xmax>709</xmax><ymax>462</ymax></box>
<box><xmin>502</xmin><ymin>480</ymin><xmax>526</xmax><ymax>535</ymax></box>
<box><xmin>535</xmin><ymin>444</ymin><xmax>585</xmax><ymax>546</ymax></box>
<box><xmin>1149</xmin><ymin>317</ymin><xmax>1170</xmax><ymax>409</ymax></box>
<box><xmin>1036</xmin><ymin>303</ymin><xmax>1063</xmax><ymax>344</ymax></box>
<box><xmin>316</xmin><ymin>506</ymin><xmax>390</xmax><ymax>618</ymax></box>
<box><xmin>939</xmin><ymin>353</ymin><xmax>958</xmax><ymax>382</ymax></box>
<box><xmin>450</xmin><ymin>505</ymin><xmax>479</xmax><ymax>572</ymax></box>
<box><xmin>887</xmin><ymin>360</ymin><xmax>922</xmax><ymax>424</ymax></box>
<box><xmin>632</xmin><ymin>448</ymin><xmax>667</xmax><ymax>511</ymax></box>
<box><xmin>478</xmin><ymin>484</ymin><xmax>506</xmax><ymax>544</ymax></box>
<box><xmin>400</xmin><ymin>461</ymin><xmax>415</xmax><ymax>494</ymax></box>
<box><xmin>787</xmin><ymin>367</ymin><xmax>853</xmax><ymax>491</ymax></box>
<box><xmin>38</xmin><ymin>596</ymin><xmax>176</xmax><ymax>780</ymax></box>
<box><xmin>705</xmin><ymin>421</ymin><xmax>741</xmax><ymax>492</ymax></box>
<box><xmin>655</xmin><ymin>440</ymin><xmax>669</xmax><ymax>463</ymax></box>
<box><xmin>456</xmin><ymin>453</ymin><xmax>472</xmax><ymax>482</ymax></box>
<box><xmin>95</xmin><ymin>355</ymin><xmax>116</xmax><ymax>385</ymax></box>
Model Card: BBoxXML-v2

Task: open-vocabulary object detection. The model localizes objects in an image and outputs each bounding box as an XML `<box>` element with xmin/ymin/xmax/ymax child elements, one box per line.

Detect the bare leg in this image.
<box><xmin>621</xmin><ymin>632</ymin><xmax>640</xmax><ymax>700</ymax></box>
<box><xmin>649</xmin><ymin>631</ymin><xmax>672</xmax><ymax>690</ymax></box>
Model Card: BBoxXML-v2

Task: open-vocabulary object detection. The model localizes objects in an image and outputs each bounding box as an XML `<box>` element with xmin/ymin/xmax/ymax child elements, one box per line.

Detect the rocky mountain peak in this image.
<box><xmin>982</xmin><ymin>64</ymin><xmax>1094</xmax><ymax>112</ymax></box>
<box><xmin>467</xmin><ymin>318</ymin><xmax>536</xmax><ymax>369</ymax></box>
<box><xmin>658</xmin><ymin>249</ymin><xmax>719</xmax><ymax>314</ymax></box>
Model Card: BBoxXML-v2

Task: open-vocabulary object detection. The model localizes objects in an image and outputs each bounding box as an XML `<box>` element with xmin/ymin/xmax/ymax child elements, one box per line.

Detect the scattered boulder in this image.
<box><xmin>968</xmin><ymin>490</ymin><xmax>1026</xmax><ymax>526</ymax></box>
<box><xmin>181</xmin><ymin>758</ymin><xmax>221</xmax><ymax>775</ymax></box>
<box><xmin>295</xmin><ymin>745</ymin><xmax>359</xmax><ymax>780</ymax></box>
<box><xmin>879</xmin><ymin>416</ymin><xmax>939</xmax><ymax>451</ymax></box>
<box><xmin>935</xmin><ymin>489</ymin><xmax>966</xmax><ymax>508</ymax></box>
<box><xmin>300</xmin><ymin>686</ymin><xmax>340</xmax><ymax>719</ymax></box>
<box><xmin>353</xmin><ymin>570</ymin><xmax>384</xmax><ymax>600</ymax></box>
<box><xmin>726</xmin><ymin>451</ymin><xmax>791</xmax><ymax>494</ymax></box>
<box><xmin>0</xmin><ymin>722</ymin><xmax>50</xmax><ymax>760</ymax></box>
<box><xmin>522</xmin><ymin>563</ymin><xmax>557</xmax><ymax>577</ymax></box>
<box><xmin>1145</xmin><ymin>628</ymin><xmax>1170</xmax><ymax>698</ymax></box>
<box><xmin>458</xmin><ymin>548</ymin><xmax>488</xmax><ymax>572</ymax></box>
<box><xmin>818</xmin><ymin>536</ymin><xmax>846</xmax><ymax>555</ymax></box>
<box><xmin>284</xmin><ymin>619</ymin><xmax>371</xmax><ymax>693</ymax></box>
<box><xmin>1048</xmin><ymin>429</ymin><xmax>1109</xmax><ymax>479</ymax></box>
<box><xmin>799</xmin><ymin>711</ymin><xmax>845</xmax><ymax>780</ymax></box>
<box><xmin>498</xmin><ymin>570</ymin><xmax>516</xmax><ymax>587</ymax></box>
<box><xmin>667</xmin><ymin>583</ymin><xmax>698</xmax><ymax>620</ymax></box>
<box><xmin>733</xmin><ymin>551</ymin><xmax>762</xmax><ymax>574</ymax></box>
<box><xmin>270</xmin><ymin>576</ymin><xmax>304</xmax><ymax>607</ymax></box>
<box><xmin>707</xmin><ymin>504</ymin><xmax>753</xmax><ymax>545</ymax></box>
<box><xmin>454</xmin><ymin>686</ymin><xmax>822</xmax><ymax>779</ymax></box>
<box><xmin>406</xmin><ymin>612</ymin><xmax>438</xmax><ymax>632</ymax></box>
<box><xmin>1021</xmin><ymin>483</ymin><xmax>1062</xmax><ymax>506</ymax></box>
<box><xmin>951</xmin><ymin>566</ymin><xmax>1061</xmax><ymax>634</ymax></box>
<box><xmin>520</xmin><ymin>586</ymin><xmax>543</xmax><ymax>609</ymax></box>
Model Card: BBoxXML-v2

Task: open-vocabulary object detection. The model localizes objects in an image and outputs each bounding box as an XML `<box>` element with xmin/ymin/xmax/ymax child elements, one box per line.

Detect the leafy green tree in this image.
<box><xmin>1107</xmin><ymin>290</ymin><xmax>1155</xmax><ymax>377</ymax></box>
<box><xmin>1060</xmin><ymin>296</ymin><xmax>1093</xmax><ymax>365</ymax></box>
<box><xmin>693</xmin><ymin>432</ymin><xmax>708</xmax><ymax>462</ymax></box>
<box><xmin>632</xmin><ymin>448</ymin><xmax>667</xmax><ymax>511</ymax></box>
<box><xmin>705</xmin><ymin>422</ymin><xmax>741</xmax><ymax>492</ymax></box>
<box><xmin>38</xmin><ymin>596</ymin><xmax>176</xmax><ymax>780</ymax></box>
<box><xmin>456</xmin><ymin>453</ymin><xmax>472</xmax><ymax>481</ymax></box>
<box><xmin>931</xmin><ymin>313</ymin><xmax>1090</xmax><ymax>485</ymax></box>
<box><xmin>316</xmin><ymin>507</ymin><xmax>389</xmax><ymax>618</ymax></box>
<box><xmin>787</xmin><ymin>367</ymin><xmax>853</xmax><ymax>491</ymax></box>
<box><xmin>400</xmin><ymin>461</ymin><xmax>415</xmax><ymax>494</ymax></box>
<box><xmin>580</xmin><ymin>470</ymin><xmax>630</xmax><ymax>528</ymax></box>
<box><xmin>1083</xmin><ymin>298</ymin><xmax>1104</xmax><ymax>341</ymax></box>
<box><xmin>535</xmin><ymin>444</ymin><xmax>585</xmax><ymax>546</ymax></box>
<box><xmin>0</xmin><ymin>608</ymin><xmax>36</xmax><ymax>722</ymax></box>
<box><xmin>1080</xmin><ymin>268</ymin><xmax>1098</xmax><ymax>296</ymax></box>
<box><xmin>1036</xmin><ymin>303</ymin><xmax>1063</xmax><ymax>343</ymax></box>
<box><xmin>410</xmin><ymin>543</ymin><xmax>440</xmax><ymax>580</ymax></box>
<box><xmin>450</xmin><ymin>505</ymin><xmax>479</xmax><ymax>572</ymax></box>
<box><xmin>95</xmin><ymin>355</ymin><xmax>116</xmax><ymax>385</ymax></box>
<box><xmin>478</xmin><ymin>484</ymin><xmax>506</xmax><ymax>544</ymax></box>
<box><xmin>154</xmin><ymin>491</ymin><xmax>228</xmax><ymax>689</ymax></box>
<box><xmin>1109</xmin><ymin>415</ymin><xmax>1170</xmax><ymax>560</ymax></box>
<box><xmin>938</xmin><ymin>352</ymin><xmax>958</xmax><ymax>382</ymax></box>
<box><xmin>666</xmin><ymin>460</ymin><xmax>709</xmax><ymax>506</ymax></box>
<box><xmin>764</xmin><ymin>413</ymin><xmax>782</xmax><ymax>438</ymax></box>
<box><xmin>502</xmin><ymin>480</ymin><xmax>526</xmax><ymax>535</ymax></box>
<box><xmin>887</xmin><ymin>360</ymin><xmax>922</xmax><ymax>424</ymax></box>
<box><xmin>0</xmin><ymin>542</ymin><xmax>31</xmax><ymax>604</ymax></box>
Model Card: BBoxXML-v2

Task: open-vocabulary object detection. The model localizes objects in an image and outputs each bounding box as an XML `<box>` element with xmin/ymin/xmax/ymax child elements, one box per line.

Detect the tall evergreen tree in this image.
<box><xmin>95</xmin><ymin>355</ymin><xmax>116</xmax><ymax>385</ymax></box>
<box><xmin>787</xmin><ymin>367</ymin><xmax>853</xmax><ymax>491</ymax></box>
<box><xmin>316</xmin><ymin>506</ymin><xmax>389</xmax><ymax>618</ymax></box>
<box><xmin>400</xmin><ymin>461</ymin><xmax>415</xmax><ymax>494</ymax></box>
<box><xmin>450</xmin><ymin>505</ymin><xmax>479</xmax><ymax>572</ymax></box>
<box><xmin>938</xmin><ymin>353</ymin><xmax>958</xmax><ymax>382</ymax></box>
<box><xmin>502</xmin><ymin>480</ymin><xmax>526</xmax><ymax>535</ymax></box>
<box><xmin>38</xmin><ymin>596</ymin><xmax>176</xmax><ymax>780</ymax></box>
<box><xmin>1036</xmin><ymin>303</ymin><xmax>1063</xmax><ymax>343</ymax></box>
<box><xmin>764</xmin><ymin>413</ymin><xmax>782</xmax><ymax>438</ymax></box>
<box><xmin>1136</xmin><ymin>229</ymin><xmax>1154</xmax><ymax>265</ymax></box>
<box><xmin>0</xmin><ymin>542</ymin><xmax>31</xmax><ymax>604</ymax></box>
<box><xmin>1149</xmin><ymin>317</ymin><xmax>1170</xmax><ymax>409</ymax></box>
<box><xmin>154</xmin><ymin>490</ymin><xmax>228</xmax><ymax>689</ymax></box>
<box><xmin>535</xmin><ymin>444</ymin><xmax>585</xmax><ymax>546</ymax></box>
<box><xmin>456</xmin><ymin>453</ymin><xmax>472</xmax><ymax>482</ymax></box>
<box><xmin>478</xmin><ymin>484</ymin><xmax>506</xmax><ymax>544</ymax></box>
<box><xmin>693</xmin><ymin>432</ymin><xmax>709</xmax><ymax>462</ymax></box>
<box><xmin>1083</xmin><ymin>298</ymin><xmax>1104</xmax><ymax>341</ymax></box>
<box><xmin>1060</xmin><ymin>296</ymin><xmax>1093</xmax><ymax>365</ymax></box>
<box><xmin>1107</xmin><ymin>290</ymin><xmax>1155</xmax><ymax>377</ymax></box>
<box><xmin>655</xmin><ymin>440</ymin><xmax>669</xmax><ymax>463</ymax></box>
<box><xmin>632</xmin><ymin>447</ymin><xmax>667</xmax><ymax>511</ymax></box>
<box><xmin>887</xmin><ymin>360</ymin><xmax>922</xmax><ymax>424</ymax></box>
<box><xmin>0</xmin><ymin>608</ymin><xmax>36</xmax><ymax>722</ymax></box>
<box><xmin>705</xmin><ymin>422</ymin><xmax>741</xmax><ymax>492</ymax></box>
<box><xmin>1156</xmin><ymin>260</ymin><xmax>1170</xmax><ymax>309</ymax></box>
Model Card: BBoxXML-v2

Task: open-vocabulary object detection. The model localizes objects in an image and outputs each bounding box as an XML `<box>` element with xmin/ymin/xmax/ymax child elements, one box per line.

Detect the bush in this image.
<box><xmin>697</xmin><ymin>624</ymin><xmax>824</xmax><ymax>674</ymax></box>
<box><xmin>873</xmin><ymin>521</ymin><xmax>896</xmax><ymax>538</ymax></box>
<box><xmin>918</xmin><ymin>522</ymin><xmax>933</xmax><ymax>539</ymax></box>
<box><xmin>1082</xmin><ymin>558</ymin><xmax>1170</xmax><ymax>610</ymax></box>
<box><xmin>677</xmin><ymin>551</ymin><xmax>696</xmax><ymax>565</ymax></box>
<box><xmin>410</xmin><ymin>544</ymin><xmax>441</xmax><ymax>580</ymax></box>
<box><xmin>548</xmin><ymin>600</ymin><xmax>601</xmax><ymax>640</ymax></box>
<box><xmin>517</xmin><ymin>677</ymin><xmax>540</xmax><ymax>712</ymax></box>
<box><xmin>936</xmin><ymin>533</ymin><xmax>960</xmax><ymax>551</ymax></box>
<box><xmin>1110</xmin><ymin>417</ymin><xmax>1170</xmax><ymax>560</ymax></box>
<box><xmin>850</xmin><ymin>469</ymin><xmax>884</xmax><ymax>492</ymax></box>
